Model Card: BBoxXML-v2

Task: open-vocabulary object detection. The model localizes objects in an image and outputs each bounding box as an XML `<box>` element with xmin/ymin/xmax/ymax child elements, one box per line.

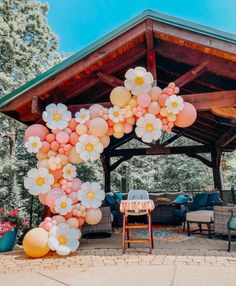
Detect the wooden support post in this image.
<box><xmin>101</xmin><ymin>153</ymin><xmax>111</xmax><ymax>193</ymax></box>
<box><xmin>211</xmin><ymin>149</ymin><xmax>223</xmax><ymax>198</ymax></box>
<box><xmin>146</xmin><ymin>19</ymin><xmax>157</xmax><ymax>81</ymax></box>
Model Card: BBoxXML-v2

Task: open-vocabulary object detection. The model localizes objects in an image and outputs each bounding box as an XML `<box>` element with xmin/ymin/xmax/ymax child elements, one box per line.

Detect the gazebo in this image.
<box><xmin>1</xmin><ymin>10</ymin><xmax>236</xmax><ymax>197</ymax></box>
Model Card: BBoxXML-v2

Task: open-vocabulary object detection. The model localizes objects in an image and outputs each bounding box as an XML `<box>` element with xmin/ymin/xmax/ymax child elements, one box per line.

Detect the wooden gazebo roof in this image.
<box><xmin>1</xmin><ymin>9</ymin><xmax>236</xmax><ymax>152</ymax></box>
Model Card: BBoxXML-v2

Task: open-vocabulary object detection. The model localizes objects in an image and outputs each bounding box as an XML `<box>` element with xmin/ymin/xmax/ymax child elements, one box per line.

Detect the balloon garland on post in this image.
<box><xmin>23</xmin><ymin>66</ymin><xmax>197</xmax><ymax>257</ymax></box>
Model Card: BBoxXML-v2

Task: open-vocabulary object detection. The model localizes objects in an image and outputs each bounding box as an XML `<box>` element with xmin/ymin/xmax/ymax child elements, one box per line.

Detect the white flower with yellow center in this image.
<box><xmin>77</xmin><ymin>182</ymin><xmax>105</xmax><ymax>209</ymax></box>
<box><xmin>63</xmin><ymin>163</ymin><xmax>77</xmax><ymax>180</ymax></box>
<box><xmin>42</xmin><ymin>103</ymin><xmax>71</xmax><ymax>130</ymax></box>
<box><xmin>55</xmin><ymin>196</ymin><xmax>73</xmax><ymax>215</ymax></box>
<box><xmin>135</xmin><ymin>113</ymin><xmax>163</xmax><ymax>143</ymax></box>
<box><xmin>124</xmin><ymin>67</ymin><xmax>154</xmax><ymax>96</ymax></box>
<box><xmin>48</xmin><ymin>222</ymin><xmax>81</xmax><ymax>256</ymax></box>
<box><xmin>25</xmin><ymin>136</ymin><xmax>42</xmax><ymax>153</ymax></box>
<box><xmin>75</xmin><ymin>134</ymin><xmax>104</xmax><ymax>161</ymax></box>
<box><xmin>165</xmin><ymin>95</ymin><xmax>184</xmax><ymax>114</ymax></box>
<box><xmin>24</xmin><ymin>167</ymin><xmax>54</xmax><ymax>196</ymax></box>
<box><xmin>108</xmin><ymin>106</ymin><xmax>124</xmax><ymax>123</ymax></box>
<box><xmin>75</xmin><ymin>108</ymin><xmax>90</xmax><ymax>124</ymax></box>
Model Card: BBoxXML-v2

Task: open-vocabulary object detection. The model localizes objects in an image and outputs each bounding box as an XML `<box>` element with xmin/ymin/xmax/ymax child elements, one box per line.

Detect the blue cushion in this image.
<box><xmin>105</xmin><ymin>194</ymin><xmax>115</xmax><ymax>206</ymax></box>
<box><xmin>207</xmin><ymin>192</ymin><xmax>219</xmax><ymax>207</ymax></box>
<box><xmin>114</xmin><ymin>192</ymin><xmax>122</xmax><ymax>202</ymax></box>
<box><xmin>173</xmin><ymin>195</ymin><xmax>189</xmax><ymax>204</ymax></box>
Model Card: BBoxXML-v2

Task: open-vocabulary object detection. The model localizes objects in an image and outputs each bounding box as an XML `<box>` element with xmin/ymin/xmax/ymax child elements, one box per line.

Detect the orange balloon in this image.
<box><xmin>25</xmin><ymin>124</ymin><xmax>49</xmax><ymax>141</ymax></box>
<box><xmin>46</xmin><ymin>134</ymin><xmax>56</xmax><ymax>143</ymax></box>
<box><xmin>158</xmin><ymin>94</ymin><xmax>169</xmax><ymax>107</ymax></box>
<box><xmin>50</xmin><ymin>141</ymin><xmax>59</xmax><ymax>152</ymax></box>
<box><xmin>68</xmin><ymin>119</ymin><xmax>78</xmax><ymax>131</ymax></box>
<box><xmin>40</xmin><ymin>141</ymin><xmax>50</xmax><ymax>153</ymax></box>
<box><xmin>23</xmin><ymin>228</ymin><xmax>50</xmax><ymax>258</ymax></box>
<box><xmin>174</xmin><ymin>102</ymin><xmax>197</xmax><ymax>128</ymax></box>
<box><xmin>69</xmin><ymin>132</ymin><xmax>80</xmax><ymax>145</ymax></box>
<box><xmin>50</xmin><ymin>168</ymin><xmax>63</xmax><ymax>181</ymax></box>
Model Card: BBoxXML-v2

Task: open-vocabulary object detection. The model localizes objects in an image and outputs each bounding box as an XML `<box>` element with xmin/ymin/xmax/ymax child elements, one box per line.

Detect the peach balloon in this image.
<box><xmin>56</xmin><ymin>131</ymin><xmax>69</xmax><ymax>144</ymax></box>
<box><xmin>126</xmin><ymin>116</ymin><xmax>135</xmax><ymax>125</ymax></box>
<box><xmin>57</xmin><ymin>154</ymin><xmax>68</xmax><ymax>166</ymax></box>
<box><xmin>65</xmin><ymin>127</ymin><xmax>72</xmax><ymax>135</ymax></box>
<box><xmin>168</xmin><ymin>82</ymin><xmax>176</xmax><ymax>89</ymax></box>
<box><xmin>71</xmin><ymin>178</ymin><xmax>82</xmax><ymax>192</ymax></box>
<box><xmin>149</xmin><ymin>86</ymin><xmax>162</xmax><ymax>101</ymax></box>
<box><xmin>25</xmin><ymin>124</ymin><xmax>49</xmax><ymax>141</ymax></box>
<box><xmin>58</xmin><ymin>148</ymin><xmax>65</xmax><ymax>154</ymax></box>
<box><xmin>23</xmin><ymin>228</ymin><xmax>50</xmax><ymax>258</ymax></box>
<box><xmin>50</xmin><ymin>168</ymin><xmax>63</xmax><ymax>181</ymax></box>
<box><xmin>85</xmin><ymin>208</ymin><xmax>102</xmax><ymax>225</ymax></box>
<box><xmin>69</xmin><ymin>132</ymin><xmax>80</xmax><ymax>145</ymax></box>
<box><xmin>36</xmin><ymin>151</ymin><xmax>48</xmax><ymax>160</ymax></box>
<box><xmin>124</xmin><ymin>123</ymin><xmax>133</xmax><ymax>134</ymax></box>
<box><xmin>64</xmin><ymin>144</ymin><xmax>72</xmax><ymax>152</ymax></box>
<box><xmin>160</xmin><ymin>108</ymin><xmax>168</xmax><ymax>117</ymax></box>
<box><xmin>46</xmin><ymin>134</ymin><xmax>55</xmax><ymax>143</ymax></box>
<box><xmin>50</xmin><ymin>141</ymin><xmax>59</xmax><ymax>152</ymax></box>
<box><xmin>47</xmin><ymin>150</ymin><xmax>57</xmax><ymax>158</ymax></box>
<box><xmin>162</xmin><ymin>124</ymin><xmax>169</xmax><ymax>132</ymax></box>
<box><xmin>158</xmin><ymin>94</ymin><xmax>169</xmax><ymax>107</ymax></box>
<box><xmin>89</xmin><ymin>104</ymin><xmax>105</xmax><ymax>119</ymax></box>
<box><xmin>39</xmin><ymin>193</ymin><xmax>47</xmax><ymax>205</ymax></box>
<box><xmin>113</xmin><ymin>131</ymin><xmax>124</xmax><ymax>139</ymax></box>
<box><xmin>137</xmin><ymin>93</ymin><xmax>151</xmax><ymax>108</ymax></box>
<box><xmin>68</xmin><ymin>119</ymin><xmax>77</xmax><ymax>131</ymax></box>
<box><xmin>110</xmin><ymin>86</ymin><xmax>131</xmax><ymax>107</ymax></box>
<box><xmin>68</xmin><ymin>147</ymin><xmax>83</xmax><ymax>164</ymax></box>
<box><xmin>148</xmin><ymin>101</ymin><xmax>160</xmax><ymax>115</ymax></box>
<box><xmin>174</xmin><ymin>102</ymin><xmax>197</xmax><ymax>128</ymax></box>
<box><xmin>40</xmin><ymin>141</ymin><xmax>50</xmax><ymax>153</ymax></box>
<box><xmin>68</xmin><ymin>191</ymin><xmax>79</xmax><ymax>204</ymax></box>
<box><xmin>167</xmin><ymin>113</ymin><xmax>176</xmax><ymax>122</ymax></box>
<box><xmin>128</xmin><ymin>98</ymin><xmax>138</xmax><ymax>108</ymax></box>
<box><xmin>113</xmin><ymin>122</ymin><xmax>124</xmax><ymax>134</ymax></box>
<box><xmin>89</xmin><ymin>118</ymin><xmax>108</xmax><ymax>137</ymax></box>
<box><xmin>67</xmin><ymin>217</ymin><xmax>79</xmax><ymax>228</ymax></box>
<box><xmin>100</xmin><ymin>135</ymin><xmax>110</xmax><ymax>148</ymax></box>
<box><xmin>76</xmin><ymin>124</ymin><xmax>87</xmax><ymax>136</ymax></box>
<box><xmin>37</xmin><ymin>159</ymin><xmax>49</xmax><ymax>169</ymax></box>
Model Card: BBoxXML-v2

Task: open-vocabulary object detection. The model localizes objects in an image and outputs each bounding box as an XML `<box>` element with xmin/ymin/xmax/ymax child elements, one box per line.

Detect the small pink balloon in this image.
<box><xmin>46</xmin><ymin>134</ymin><xmax>56</xmax><ymax>143</ymax></box>
<box><xmin>25</xmin><ymin>124</ymin><xmax>49</xmax><ymax>141</ymax></box>
<box><xmin>68</xmin><ymin>191</ymin><xmax>79</xmax><ymax>204</ymax></box>
<box><xmin>168</xmin><ymin>82</ymin><xmax>176</xmax><ymax>89</ymax></box>
<box><xmin>162</xmin><ymin>124</ymin><xmax>169</xmax><ymax>131</ymax></box>
<box><xmin>68</xmin><ymin>119</ymin><xmax>78</xmax><ymax>131</ymax></box>
<box><xmin>64</xmin><ymin>144</ymin><xmax>72</xmax><ymax>152</ymax></box>
<box><xmin>58</xmin><ymin>148</ymin><xmax>65</xmax><ymax>154</ymax></box>
<box><xmin>148</xmin><ymin>101</ymin><xmax>160</xmax><ymax>115</ymax></box>
<box><xmin>162</xmin><ymin>118</ymin><xmax>168</xmax><ymax>125</ymax></box>
<box><xmin>174</xmin><ymin>87</ymin><xmax>180</xmax><ymax>94</ymax></box>
<box><xmin>137</xmin><ymin>93</ymin><xmax>151</xmax><ymax>108</ymax></box>
<box><xmin>69</xmin><ymin>132</ymin><xmax>79</xmax><ymax>145</ymax></box>
<box><xmin>166</xmin><ymin>88</ymin><xmax>174</xmax><ymax>96</ymax></box>
<box><xmin>40</xmin><ymin>141</ymin><xmax>50</xmax><ymax>153</ymax></box>
<box><xmin>52</xmin><ymin>129</ymin><xmax>60</xmax><ymax>135</ymax></box>
<box><xmin>56</xmin><ymin>131</ymin><xmax>69</xmax><ymax>144</ymax></box>
<box><xmin>50</xmin><ymin>141</ymin><xmax>59</xmax><ymax>152</ymax></box>
<box><xmin>89</xmin><ymin>104</ymin><xmax>105</xmax><ymax>119</ymax></box>
<box><xmin>71</xmin><ymin>178</ymin><xmax>82</xmax><ymax>192</ymax></box>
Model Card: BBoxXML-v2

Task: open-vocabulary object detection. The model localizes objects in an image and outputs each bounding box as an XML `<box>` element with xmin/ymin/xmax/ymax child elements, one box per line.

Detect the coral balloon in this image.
<box><xmin>68</xmin><ymin>119</ymin><xmax>77</xmax><ymax>131</ymax></box>
<box><xmin>56</xmin><ymin>131</ymin><xmax>69</xmax><ymax>144</ymax></box>
<box><xmin>50</xmin><ymin>168</ymin><xmax>63</xmax><ymax>181</ymax></box>
<box><xmin>149</xmin><ymin>86</ymin><xmax>162</xmax><ymax>101</ymax></box>
<box><xmin>137</xmin><ymin>93</ymin><xmax>151</xmax><ymax>108</ymax></box>
<box><xmin>85</xmin><ymin>208</ymin><xmax>102</xmax><ymax>225</ymax></box>
<box><xmin>46</xmin><ymin>134</ymin><xmax>55</xmax><ymax>143</ymax></box>
<box><xmin>158</xmin><ymin>94</ymin><xmax>169</xmax><ymax>107</ymax></box>
<box><xmin>40</xmin><ymin>141</ymin><xmax>50</xmax><ymax>153</ymax></box>
<box><xmin>89</xmin><ymin>104</ymin><xmax>105</xmax><ymax>119</ymax></box>
<box><xmin>99</xmin><ymin>135</ymin><xmax>110</xmax><ymax>148</ymax></box>
<box><xmin>36</xmin><ymin>151</ymin><xmax>48</xmax><ymax>160</ymax></box>
<box><xmin>124</xmin><ymin>123</ymin><xmax>133</xmax><ymax>134</ymax></box>
<box><xmin>174</xmin><ymin>102</ymin><xmax>197</xmax><ymax>128</ymax></box>
<box><xmin>89</xmin><ymin>118</ymin><xmax>108</xmax><ymax>137</ymax></box>
<box><xmin>113</xmin><ymin>122</ymin><xmax>124</xmax><ymax>134</ymax></box>
<box><xmin>113</xmin><ymin>131</ymin><xmax>124</xmax><ymax>139</ymax></box>
<box><xmin>68</xmin><ymin>191</ymin><xmax>79</xmax><ymax>204</ymax></box>
<box><xmin>25</xmin><ymin>124</ymin><xmax>49</xmax><ymax>141</ymax></box>
<box><xmin>78</xmin><ymin>217</ymin><xmax>85</xmax><ymax>228</ymax></box>
<box><xmin>68</xmin><ymin>147</ymin><xmax>83</xmax><ymax>164</ymax></box>
<box><xmin>148</xmin><ymin>102</ymin><xmax>160</xmax><ymax>115</ymax></box>
<box><xmin>76</xmin><ymin>124</ymin><xmax>87</xmax><ymax>136</ymax></box>
<box><xmin>71</xmin><ymin>178</ymin><xmax>82</xmax><ymax>192</ymax></box>
<box><xmin>23</xmin><ymin>228</ymin><xmax>50</xmax><ymax>258</ymax></box>
<box><xmin>50</xmin><ymin>141</ymin><xmax>59</xmax><ymax>152</ymax></box>
<box><xmin>110</xmin><ymin>86</ymin><xmax>131</xmax><ymax>107</ymax></box>
<box><xmin>69</xmin><ymin>132</ymin><xmax>80</xmax><ymax>145</ymax></box>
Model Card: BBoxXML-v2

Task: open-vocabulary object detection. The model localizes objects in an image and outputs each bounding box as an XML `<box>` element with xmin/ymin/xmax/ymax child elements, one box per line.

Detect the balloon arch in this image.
<box><xmin>22</xmin><ymin>67</ymin><xmax>197</xmax><ymax>257</ymax></box>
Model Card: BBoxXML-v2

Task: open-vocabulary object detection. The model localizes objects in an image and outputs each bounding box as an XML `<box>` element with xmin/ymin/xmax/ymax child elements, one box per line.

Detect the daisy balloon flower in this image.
<box><xmin>165</xmin><ymin>94</ymin><xmax>184</xmax><ymax>114</ymax></box>
<box><xmin>25</xmin><ymin>136</ymin><xmax>42</xmax><ymax>153</ymax></box>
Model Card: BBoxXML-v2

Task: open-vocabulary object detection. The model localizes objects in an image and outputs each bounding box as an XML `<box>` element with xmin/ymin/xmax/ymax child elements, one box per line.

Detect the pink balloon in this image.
<box><xmin>25</xmin><ymin>124</ymin><xmax>49</xmax><ymax>141</ymax></box>
<box><xmin>50</xmin><ymin>141</ymin><xmax>60</xmax><ymax>151</ymax></box>
<box><xmin>71</xmin><ymin>178</ymin><xmax>82</xmax><ymax>192</ymax></box>
<box><xmin>89</xmin><ymin>118</ymin><xmax>108</xmax><ymax>137</ymax></box>
<box><xmin>68</xmin><ymin>191</ymin><xmax>79</xmax><ymax>204</ymax></box>
<box><xmin>174</xmin><ymin>102</ymin><xmax>197</xmax><ymax>128</ymax></box>
<box><xmin>56</xmin><ymin>131</ymin><xmax>69</xmax><ymax>144</ymax></box>
<box><xmin>158</xmin><ymin>94</ymin><xmax>169</xmax><ymax>107</ymax></box>
<box><xmin>39</xmin><ymin>193</ymin><xmax>47</xmax><ymax>205</ymax></box>
<box><xmin>46</xmin><ymin>134</ymin><xmax>56</xmax><ymax>143</ymax></box>
<box><xmin>64</xmin><ymin>144</ymin><xmax>72</xmax><ymax>152</ymax></box>
<box><xmin>137</xmin><ymin>93</ymin><xmax>151</xmax><ymax>108</ymax></box>
<box><xmin>69</xmin><ymin>132</ymin><xmax>79</xmax><ymax>145</ymax></box>
<box><xmin>45</xmin><ymin>188</ymin><xmax>65</xmax><ymax>208</ymax></box>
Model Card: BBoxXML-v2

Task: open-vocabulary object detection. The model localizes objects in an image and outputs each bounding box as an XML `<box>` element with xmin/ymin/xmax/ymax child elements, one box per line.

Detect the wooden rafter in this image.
<box><xmin>146</xmin><ymin>19</ymin><xmax>157</xmax><ymax>80</ymax></box>
<box><xmin>174</xmin><ymin>60</ymin><xmax>209</xmax><ymax>87</ymax></box>
<box><xmin>216</xmin><ymin>127</ymin><xmax>236</xmax><ymax>148</ymax></box>
<box><xmin>110</xmin><ymin>155</ymin><xmax>132</xmax><ymax>172</ymax></box>
<box><xmin>97</xmin><ymin>72</ymin><xmax>123</xmax><ymax>87</ymax></box>
<box><xmin>186</xmin><ymin>153</ymin><xmax>213</xmax><ymax>168</ymax></box>
<box><xmin>160</xmin><ymin>131</ymin><xmax>186</xmax><ymax>147</ymax></box>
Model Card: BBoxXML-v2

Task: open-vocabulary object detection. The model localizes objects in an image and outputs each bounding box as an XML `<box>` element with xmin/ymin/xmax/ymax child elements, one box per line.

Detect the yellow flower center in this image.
<box><xmin>113</xmin><ymin>111</ymin><xmax>119</xmax><ymax>117</ymax></box>
<box><xmin>135</xmin><ymin>76</ymin><xmax>144</xmax><ymax>85</ymax></box>
<box><xmin>145</xmin><ymin>123</ymin><xmax>154</xmax><ymax>132</ymax></box>
<box><xmin>171</xmin><ymin>101</ymin><xmax>178</xmax><ymax>108</ymax></box>
<box><xmin>58</xmin><ymin>235</ymin><xmax>68</xmax><ymax>245</ymax></box>
<box><xmin>31</xmin><ymin>142</ymin><xmax>37</xmax><ymax>148</ymax></box>
<box><xmin>53</xmin><ymin>113</ymin><xmax>62</xmax><ymax>121</ymax></box>
<box><xmin>80</xmin><ymin>113</ymin><xmax>86</xmax><ymax>119</ymax></box>
<box><xmin>36</xmin><ymin>177</ymin><xmax>45</xmax><ymax>186</ymax></box>
<box><xmin>60</xmin><ymin>202</ymin><xmax>67</xmax><ymax>209</ymax></box>
<box><xmin>66</xmin><ymin>169</ymin><xmax>72</xmax><ymax>175</ymax></box>
<box><xmin>86</xmin><ymin>191</ymin><xmax>95</xmax><ymax>200</ymax></box>
<box><xmin>85</xmin><ymin>143</ymin><xmax>94</xmax><ymax>152</ymax></box>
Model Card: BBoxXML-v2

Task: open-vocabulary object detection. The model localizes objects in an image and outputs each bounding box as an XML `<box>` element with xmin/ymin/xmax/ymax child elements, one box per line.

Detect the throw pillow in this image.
<box><xmin>173</xmin><ymin>195</ymin><xmax>189</xmax><ymax>204</ymax></box>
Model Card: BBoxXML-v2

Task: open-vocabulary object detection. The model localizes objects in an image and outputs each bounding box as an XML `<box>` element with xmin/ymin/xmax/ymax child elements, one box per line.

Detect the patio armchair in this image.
<box><xmin>227</xmin><ymin>210</ymin><xmax>236</xmax><ymax>252</ymax></box>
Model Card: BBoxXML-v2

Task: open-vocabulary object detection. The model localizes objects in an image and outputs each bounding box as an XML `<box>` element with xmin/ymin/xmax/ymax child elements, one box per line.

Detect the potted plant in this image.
<box><xmin>0</xmin><ymin>208</ymin><xmax>28</xmax><ymax>252</ymax></box>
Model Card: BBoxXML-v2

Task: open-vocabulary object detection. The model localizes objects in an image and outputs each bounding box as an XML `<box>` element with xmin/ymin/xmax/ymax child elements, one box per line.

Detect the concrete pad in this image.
<box><xmin>42</xmin><ymin>265</ymin><xmax>175</xmax><ymax>286</ymax></box>
<box><xmin>0</xmin><ymin>271</ymin><xmax>62</xmax><ymax>286</ymax></box>
<box><xmin>173</xmin><ymin>265</ymin><xmax>236</xmax><ymax>286</ymax></box>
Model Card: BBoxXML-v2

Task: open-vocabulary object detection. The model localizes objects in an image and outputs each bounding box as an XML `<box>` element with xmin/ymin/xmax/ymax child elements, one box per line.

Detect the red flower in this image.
<box><xmin>0</xmin><ymin>209</ymin><xmax>4</xmax><ymax>214</ymax></box>
<box><xmin>0</xmin><ymin>221</ymin><xmax>15</xmax><ymax>238</ymax></box>
<box><xmin>8</xmin><ymin>208</ymin><xmax>19</xmax><ymax>216</ymax></box>
<box><xmin>23</xmin><ymin>220</ymin><xmax>28</xmax><ymax>227</ymax></box>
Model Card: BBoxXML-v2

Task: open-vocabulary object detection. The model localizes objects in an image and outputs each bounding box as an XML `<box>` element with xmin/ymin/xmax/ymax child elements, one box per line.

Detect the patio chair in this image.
<box><xmin>227</xmin><ymin>210</ymin><xmax>236</xmax><ymax>252</ymax></box>
<box><xmin>122</xmin><ymin>190</ymin><xmax>153</xmax><ymax>254</ymax></box>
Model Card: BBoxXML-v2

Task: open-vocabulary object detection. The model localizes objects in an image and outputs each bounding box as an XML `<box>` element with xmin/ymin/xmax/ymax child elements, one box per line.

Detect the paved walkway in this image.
<box><xmin>1</xmin><ymin>234</ymin><xmax>236</xmax><ymax>285</ymax></box>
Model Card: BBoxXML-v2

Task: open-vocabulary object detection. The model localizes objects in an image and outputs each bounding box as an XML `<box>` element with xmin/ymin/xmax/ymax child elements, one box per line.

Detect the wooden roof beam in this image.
<box><xmin>146</xmin><ymin>19</ymin><xmax>157</xmax><ymax>81</ymax></box>
<box><xmin>161</xmin><ymin>131</ymin><xmax>186</xmax><ymax>147</ymax></box>
<box><xmin>97</xmin><ymin>72</ymin><xmax>123</xmax><ymax>87</ymax></box>
<box><xmin>216</xmin><ymin>127</ymin><xmax>236</xmax><ymax>148</ymax></box>
<box><xmin>174</xmin><ymin>60</ymin><xmax>210</xmax><ymax>87</ymax></box>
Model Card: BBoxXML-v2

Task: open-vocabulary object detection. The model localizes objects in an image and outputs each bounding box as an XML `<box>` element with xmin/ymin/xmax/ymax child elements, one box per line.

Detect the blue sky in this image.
<box><xmin>41</xmin><ymin>0</ymin><xmax>236</xmax><ymax>52</ymax></box>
